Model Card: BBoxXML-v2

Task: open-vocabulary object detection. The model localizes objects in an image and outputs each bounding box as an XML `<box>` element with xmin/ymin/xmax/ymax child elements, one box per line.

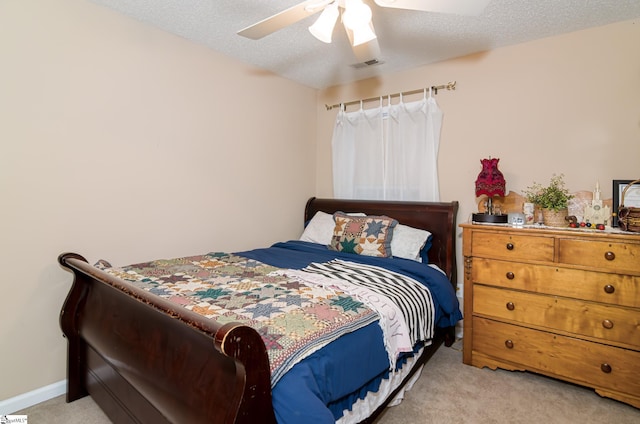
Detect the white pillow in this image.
<box><xmin>300</xmin><ymin>211</ymin><xmax>365</xmax><ymax>245</ymax></box>
<box><xmin>391</xmin><ymin>224</ymin><xmax>432</xmax><ymax>262</ymax></box>
<box><xmin>301</xmin><ymin>212</ymin><xmax>431</xmax><ymax>262</ymax></box>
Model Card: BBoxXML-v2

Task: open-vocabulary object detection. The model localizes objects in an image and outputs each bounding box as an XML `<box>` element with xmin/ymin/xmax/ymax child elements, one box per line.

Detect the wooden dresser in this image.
<box><xmin>460</xmin><ymin>223</ymin><xmax>640</xmax><ymax>408</ymax></box>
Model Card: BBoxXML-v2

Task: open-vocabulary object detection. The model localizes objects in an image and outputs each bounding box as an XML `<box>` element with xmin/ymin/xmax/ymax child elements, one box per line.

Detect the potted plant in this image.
<box><xmin>523</xmin><ymin>174</ymin><xmax>573</xmax><ymax>227</ymax></box>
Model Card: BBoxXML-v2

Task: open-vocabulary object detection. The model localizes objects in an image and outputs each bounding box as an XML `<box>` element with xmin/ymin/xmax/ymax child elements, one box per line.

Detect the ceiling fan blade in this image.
<box><xmin>373</xmin><ymin>0</ymin><xmax>491</xmax><ymax>15</ymax></box>
<box><xmin>238</xmin><ymin>0</ymin><xmax>331</xmax><ymax>40</ymax></box>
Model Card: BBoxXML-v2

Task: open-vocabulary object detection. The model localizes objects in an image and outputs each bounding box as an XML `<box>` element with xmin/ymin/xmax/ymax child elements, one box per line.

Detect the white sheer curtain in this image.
<box><xmin>332</xmin><ymin>102</ymin><xmax>385</xmax><ymax>199</ymax></box>
<box><xmin>332</xmin><ymin>90</ymin><xmax>443</xmax><ymax>201</ymax></box>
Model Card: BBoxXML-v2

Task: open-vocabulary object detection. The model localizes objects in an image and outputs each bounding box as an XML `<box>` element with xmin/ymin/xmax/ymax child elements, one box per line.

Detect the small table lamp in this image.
<box><xmin>472</xmin><ymin>157</ymin><xmax>508</xmax><ymax>223</ymax></box>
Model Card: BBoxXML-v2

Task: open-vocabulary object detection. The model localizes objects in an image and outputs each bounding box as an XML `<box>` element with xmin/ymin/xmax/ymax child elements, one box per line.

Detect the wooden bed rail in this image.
<box><xmin>58</xmin><ymin>253</ymin><xmax>276</xmax><ymax>424</ymax></box>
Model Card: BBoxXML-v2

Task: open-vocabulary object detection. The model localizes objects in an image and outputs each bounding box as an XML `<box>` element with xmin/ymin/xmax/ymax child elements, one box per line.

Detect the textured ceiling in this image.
<box><xmin>86</xmin><ymin>0</ymin><xmax>640</xmax><ymax>89</ymax></box>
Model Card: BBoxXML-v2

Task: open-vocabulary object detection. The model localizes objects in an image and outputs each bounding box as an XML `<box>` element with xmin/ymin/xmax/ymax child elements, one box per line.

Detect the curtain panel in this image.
<box><xmin>332</xmin><ymin>93</ymin><xmax>443</xmax><ymax>201</ymax></box>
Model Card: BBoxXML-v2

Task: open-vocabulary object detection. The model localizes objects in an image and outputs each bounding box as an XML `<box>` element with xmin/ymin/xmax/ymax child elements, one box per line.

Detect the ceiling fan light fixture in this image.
<box><xmin>308</xmin><ymin>2</ymin><xmax>339</xmax><ymax>43</ymax></box>
<box><xmin>342</xmin><ymin>0</ymin><xmax>373</xmax><ymax>30</ymax></box>
<box><xmin>351</xmin><ymin>21</ymin><xmax>377</xmax><ymax>46</ymax></box>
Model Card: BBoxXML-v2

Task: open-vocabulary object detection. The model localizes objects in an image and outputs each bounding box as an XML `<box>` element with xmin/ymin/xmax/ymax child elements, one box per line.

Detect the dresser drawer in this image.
<box><xmin>473</xmin><ymin>258</ymin><xmax>640</xmax><ymax>308</ymax></box>
<box><xmin>471</xmin><ymin>232</ymin><xmax>554</xmax><ymax>262</ymax></box>
<box><xmin>472</xmin><ymin>317</ymin><xmax>640</xmax><ymax>397</ymax></box>
<box><xmin>473</xmin><ymin>285</ymin><xmax>640</xmax><ymax>348</ymax></box>
<box><xmin>558</xmin><ymin>238</ymin><xmax>640</xmax><ymax>274</ymax></box>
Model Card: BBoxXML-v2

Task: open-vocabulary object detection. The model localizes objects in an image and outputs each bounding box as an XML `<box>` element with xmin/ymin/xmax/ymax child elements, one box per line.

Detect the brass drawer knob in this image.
<box><xmin>506</xmin><ymin>243</ymin><xmax>514</xmax><ymax>250</ymax></box>
<box><xmin>506</xmin><ymin>302</ymin><xmax>515</xmax><ymax>311</ymax></box>
<box><xmin>601</xmin><ymin>363</ymin><xmax>612</xmax><ymax>374</ymax></box>
<box><xmin>505</xmin><ymin>340</ymin><xmax>514</xmax><ymax>349</ymax></box>
<box><xmin>604</xmin><ymin>251</ymin><xmax>615</xmax><ymax>261</ymax></box>
<box><xmin>602</xmin><ymin>319</ymin><xmax>614</xmax><ymax>329</ymax></box>
<box><xmin>506</xmin><ymin>271</ymin><xmax>515</xmax><ymax>280</ymax></box>
<box><xmin>603</xmin><ymin>284</ymin><xmax>615</xmax><ymax>294</ymax></box>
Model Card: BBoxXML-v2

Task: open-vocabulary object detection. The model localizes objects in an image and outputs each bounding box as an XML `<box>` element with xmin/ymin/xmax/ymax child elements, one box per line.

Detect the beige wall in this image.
<box><xmin>317</xmin><ymin>18</ymin><xmax>640</xmax><ymax>293</ymax></box>
<box><xmin>0</xmin><ymin>0</ymin><xmax>316</xmax><ymax>400</ymax></box>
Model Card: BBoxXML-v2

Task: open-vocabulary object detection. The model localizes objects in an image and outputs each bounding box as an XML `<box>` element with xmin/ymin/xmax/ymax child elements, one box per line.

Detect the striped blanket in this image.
<box><xmin>277</xmin><ymin>259</ymin><xmax>435</xmax><ymax>367</ymax></box>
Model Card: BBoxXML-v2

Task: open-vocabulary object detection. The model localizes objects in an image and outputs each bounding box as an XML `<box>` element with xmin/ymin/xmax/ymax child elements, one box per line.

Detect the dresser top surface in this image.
<box><xmin>460</xmin><ymin>222</ymin><xmax>640</xmax><ymax>242</ymax></box>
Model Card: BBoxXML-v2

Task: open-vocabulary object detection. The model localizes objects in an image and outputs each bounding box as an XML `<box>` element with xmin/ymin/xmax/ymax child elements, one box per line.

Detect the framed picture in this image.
<box><xmin>612</xmin><ymin>179</ymin><xmax>640</xmax><ymax>227</ymax></box>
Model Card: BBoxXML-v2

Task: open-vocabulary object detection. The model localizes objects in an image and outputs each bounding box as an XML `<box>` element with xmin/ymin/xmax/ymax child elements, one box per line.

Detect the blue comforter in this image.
<box><xmin>237</xmin><ymin>240</ymin><xmax>462</xmax><ymax>423</ymax></box>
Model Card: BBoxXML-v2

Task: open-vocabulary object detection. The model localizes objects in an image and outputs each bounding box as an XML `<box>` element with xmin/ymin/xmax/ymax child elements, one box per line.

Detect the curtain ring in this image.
<box><xmin>429</xmin><ymin>86</ymin><xmax>433</xmax><ymax>98</ymax></box>
<box><xmin>360</xmin><ymin>100</ymin><xmax>363</xmax><ymax>110</ymax></box>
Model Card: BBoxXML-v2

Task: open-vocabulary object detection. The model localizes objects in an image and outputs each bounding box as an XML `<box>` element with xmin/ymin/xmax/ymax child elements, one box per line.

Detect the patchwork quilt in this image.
<box><xmin>95</xmin><ymin>252</ymin><xmax>380</xmax><ymax>386</ymax></box>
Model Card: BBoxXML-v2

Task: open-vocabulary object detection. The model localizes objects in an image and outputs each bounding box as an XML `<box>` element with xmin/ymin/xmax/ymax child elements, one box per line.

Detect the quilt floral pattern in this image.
<box><xmin>95</xmin><ymin>252</ymin><xmax>378</xmax><ymax>386</ymax></box>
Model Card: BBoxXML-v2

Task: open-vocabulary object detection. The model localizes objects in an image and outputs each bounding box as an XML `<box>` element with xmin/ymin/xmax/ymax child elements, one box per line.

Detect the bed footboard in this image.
<box><xmin>59</xmin><ymin>253</ymin><xmax>276</xmax><ymax>424</ymax></box>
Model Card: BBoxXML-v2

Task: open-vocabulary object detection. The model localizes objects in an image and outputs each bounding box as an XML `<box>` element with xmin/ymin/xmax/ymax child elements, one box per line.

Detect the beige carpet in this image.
<box><xmin>18</xmin><ymin>342</ymin><xmax>640</xmax><ymax>423</ymax></box>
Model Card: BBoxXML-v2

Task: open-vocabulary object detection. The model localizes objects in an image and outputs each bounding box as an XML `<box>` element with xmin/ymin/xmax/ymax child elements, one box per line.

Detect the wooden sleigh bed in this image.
<box><xmin>59</xmin><ymin>197</ymin><xmax>459</xmax><ymax>424</ymax></box>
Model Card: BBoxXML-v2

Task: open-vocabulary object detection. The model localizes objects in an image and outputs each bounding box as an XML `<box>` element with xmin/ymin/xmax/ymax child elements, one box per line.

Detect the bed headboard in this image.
<box><xmin>304</xmin><ymin>197</ymin><xmax>459</xmax><ymax>284</ymax></box>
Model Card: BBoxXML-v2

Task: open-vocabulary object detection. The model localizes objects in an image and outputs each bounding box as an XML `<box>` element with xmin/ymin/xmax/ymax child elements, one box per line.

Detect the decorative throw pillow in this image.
<box><xmin>391</xmin><ymin>224</ymin><xmax>432</xmax><ymax>262</ymax></box>
<box><xmin>300</xmin><ymin>211</ymin><xmax>367</xmax><ymax>245</ymax></box>
<box><xmin>329</xmin><ymin>212</ymin><xmax>398</xmax><ymax>257</ymax></box>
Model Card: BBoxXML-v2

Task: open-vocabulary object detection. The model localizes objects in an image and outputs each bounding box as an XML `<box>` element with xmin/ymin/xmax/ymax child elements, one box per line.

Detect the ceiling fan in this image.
<box><xmin>238</xmin><ymin>0</ymin><xmax>491</xmax><ymax>63</ymax></box>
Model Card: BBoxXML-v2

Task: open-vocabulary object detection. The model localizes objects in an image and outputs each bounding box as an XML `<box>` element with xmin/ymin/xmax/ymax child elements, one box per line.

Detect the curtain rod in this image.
<box><xmin>325</xmin><ymin>81</ymin><xmax>456</xmax><ymax>111</ymax></box>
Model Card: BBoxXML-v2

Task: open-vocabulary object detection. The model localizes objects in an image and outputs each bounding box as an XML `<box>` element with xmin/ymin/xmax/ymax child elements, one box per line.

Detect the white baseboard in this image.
<box><xmin>0</xmin><ymin>380</ymin><xmax>66</xmax><ymax>415</ymax></box>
